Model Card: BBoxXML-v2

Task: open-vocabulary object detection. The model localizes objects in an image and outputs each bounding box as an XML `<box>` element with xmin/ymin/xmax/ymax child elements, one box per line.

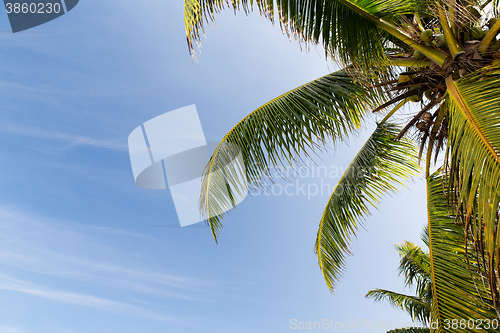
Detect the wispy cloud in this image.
<box><xmin>0</xmin><ymin>326</ymin><xmax>24</xmax><ymax>333</ymax></box>
<box><xmin>0</xmin><ymin>273</ymin><xmax>174</xmax><ymax>322</ymax></box>
<box><xmin>0</xmin><ymin>207</ymin><xmax>216</xmax><ymax>314</ymax></box>
<box><xmin>0</xmin><ymin>79</ymin><xmax>66</xmax><ymax>95</ymax></box>
<box><xmin>0</xmin><ymin>124</ymin><xmax>127</xmax><ymax>151</ymax></box>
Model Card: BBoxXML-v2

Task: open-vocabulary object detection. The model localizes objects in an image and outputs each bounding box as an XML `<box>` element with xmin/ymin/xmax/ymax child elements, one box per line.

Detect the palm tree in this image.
<box><xmin>373</xmin><ymin>173</ymin><xmax>499</xmax><ymax>333</ymax></box>
<box><xmin>183</xmin><ymin>0</ymin><xmax>500</xmax><ymax>327</ymax></box>
<box><xmin>370</xmin><ymin>187</ymin><xmax>500</xmax><ymax>333</ymax></box>
<box><xmin>366</xmin><ymin>239</ymin><xmax>432</xmax><ymax>327</ymax></box>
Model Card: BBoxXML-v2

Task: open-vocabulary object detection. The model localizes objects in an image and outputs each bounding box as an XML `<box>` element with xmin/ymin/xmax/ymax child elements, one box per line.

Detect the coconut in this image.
<box><xmin>424</xmin><ymin>90</ymin><xmax>436</xmax><ymax>100</ymax></box>
<box><xmin>398</xmin><ymin>74</ymin><xmax>411</xmax><ymax>84</ymax></box>
<box><xmin>420</xmin><ymin>111</ymin><xmax>432</xmax><ymax>123</ymax></box>
<box><xmin>489</xmin><ymin>18</ymin><xmax>498</xmax><ymax>29</ymax></box>
<box><xmin>467</xmin><ymin>5</ymin><xmax>481</xmax><ymax>19</ymax></box>
<box><xmin>436</xmin><ymin>35</ymin><xmax>448</xmax><ymax>49</ymax></box>
<box><xmin>413</xmin><ymin>50</ymin><xmax>425</xmax><ymax>59</ymax></box>
<box><xmin>416</xmin><ymin>121</ymin><xmax>427</xmax><ymax>131</ymax></box>
<box><xmin>421</xmin><ymin>29</ymin><xmax>433</xmax><ymax>43</ymax></box>
<box><xmin>471</xmin><ymin>26</ymin><xmax>485</xmax><ymax>40</ymax></box>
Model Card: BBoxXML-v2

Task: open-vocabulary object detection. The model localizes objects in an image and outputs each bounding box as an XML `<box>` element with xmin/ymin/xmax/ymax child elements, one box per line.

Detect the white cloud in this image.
<box><xmin>0</xmin><ymin>326</ymin><xmax>24</xmax><ymax>333</ymax></box>
<box><xmin>0</xmin><ymin>273</ymin><xmax>174</xmax><ymax>322</ymax></box>
<box><xmin>0</xmin><ymin>207</ymin><xmax>216</xmax><ymax>309</ymax></box>
<box><xmin>0</xmin><ymin>124</ymin><xmax>127</xmax><ymax>151</ymax></box>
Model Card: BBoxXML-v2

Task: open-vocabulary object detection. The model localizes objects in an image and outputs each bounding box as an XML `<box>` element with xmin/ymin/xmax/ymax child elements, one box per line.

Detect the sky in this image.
<box><xmin>0</xmin><ymin>1</ymin><xmax>430</xmax><ymax>332</ymax></box>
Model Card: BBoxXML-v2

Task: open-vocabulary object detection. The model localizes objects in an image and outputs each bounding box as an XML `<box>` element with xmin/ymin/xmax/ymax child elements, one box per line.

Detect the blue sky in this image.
<box><xmin>0</xmin><ymin>1</ymin><xmax>429</xmax><ymax>332</ymax></box>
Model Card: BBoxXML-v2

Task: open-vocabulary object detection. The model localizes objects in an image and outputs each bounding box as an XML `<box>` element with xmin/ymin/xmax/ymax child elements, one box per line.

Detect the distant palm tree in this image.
<box><xmin>367</xmin><ymin>238</ymin><xmax>431</xmax><ymax>329</ymax></box>
<box><xmin>368</xmin><ymin>173</ymin><xmax>500</xmax><ymax>333</ymax></box>
<box><xmin>367</xmin><ymin>240</ymin><xmax>431</xmax><ymax>325</ymax></box>
<box><xmin>183</xmin><ymin>0</ymin><xmax>500</xmax><ymax>327</ymax></box>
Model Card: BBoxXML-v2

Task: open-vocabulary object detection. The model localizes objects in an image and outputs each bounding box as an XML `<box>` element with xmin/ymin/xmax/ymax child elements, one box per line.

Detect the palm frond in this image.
<box><xmin>445</xmin><ymin>67</ymin><xmax>500</xmax><ymax>315</ymax></box>
<box><xmin>200</xmin><ymin>69</ymin><xmax>381</xmax><ymax>241</ymax></box>
<box><xmin>426</xmin><ymin>171</ymin><xmax>498</xmax><ymax>332</ymax></box>
<box><xmin>490</xmin><ymin>0</ymin><xmax>500</xmax><ymax>16</ymax></box>
<box><xmin>395</xmin><ymin>241</ymin><xmax>431</xmax><ymax>292</ymax></box>
<box><xmin>315</xmin><ymin>122</ymin><xmax>420</xmax><ymax>291</ymax></box>
<box><xmin>184</xmin><ymin>0</ymin><xmax>427</xmax><ymax>68</ymax></box>
<box><xmin>366</xmin><ymin>289</ymin><xmax>431</xmax><ymax>324</ymax></box>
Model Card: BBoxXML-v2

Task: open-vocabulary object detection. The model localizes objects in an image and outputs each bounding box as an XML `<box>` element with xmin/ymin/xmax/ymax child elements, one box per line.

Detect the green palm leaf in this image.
<box><xmin>445</xmin><ymin>67</ymin><xmax>500</xmax><ymax>315</ymax></box>
<box><xmin>426</xmin><ymin>171</ymin><xmax>498</xmax><ymax>332</ymax></box>
<box><xmin>183</xmin><ymin>0</ymin><xmax>444</xmax><ymax>68</ymax></box>
<box><xmin>366</xmin><ymin>289</ymin><xmax>431</xmax><ymax>324</ymax></box>
<box><xmin>395</xmin><ymin>241</ymin><xmax>431</xmax><ymax>292</ymax></box>
<box><xmin>315</xmin><ymin>122</ymin><xmax>419</xmax><ymax>291</ymax></box>
<box><xmin>200</xmin><ymin>69</ymin><xmax>381</xmax><ymax>240</ymax></box>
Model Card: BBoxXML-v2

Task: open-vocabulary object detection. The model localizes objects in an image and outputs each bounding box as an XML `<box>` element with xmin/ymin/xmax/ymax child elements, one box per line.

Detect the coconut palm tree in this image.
<box><xmin>366</xmin><ymin>240</ymin><xmax>432</xmax><ymax>326</ymax></box>
<box><xmin>183</xmin><ymin>0</ymin><xmax>500</xmax><ymax>328</ymax></box>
